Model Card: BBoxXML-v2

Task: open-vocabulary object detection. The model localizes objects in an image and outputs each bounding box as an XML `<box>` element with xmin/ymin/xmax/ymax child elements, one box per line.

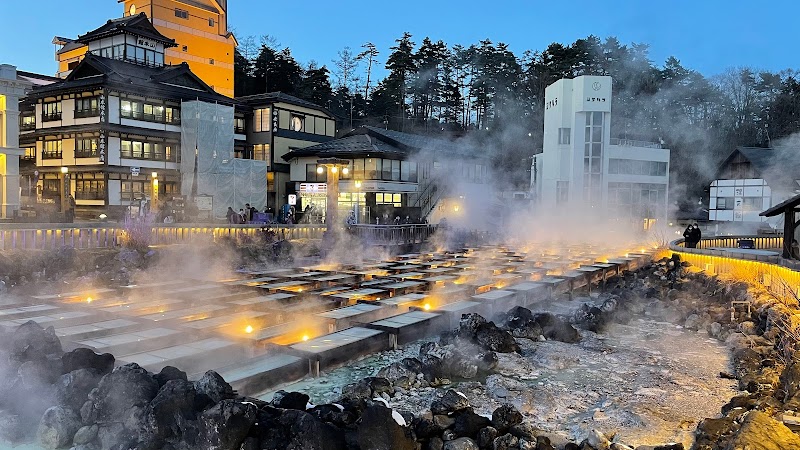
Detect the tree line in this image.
<box><xmin>233</xmin><ymin>34</ymin><xmax>800</xmax><ymax>200</ymax></box>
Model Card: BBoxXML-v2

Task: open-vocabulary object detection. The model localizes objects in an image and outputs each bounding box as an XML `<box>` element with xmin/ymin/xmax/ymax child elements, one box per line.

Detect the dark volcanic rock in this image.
<box><xmin>88</xmin><ymin>363</ymin><xmax>159</xmax><ymax>424</ymax></box>
<box><xmin>272</xmin><ymin>390</ymin><xmax>310</xmax><ymax>411</ymax></box>
<box><xmin>443</xmin><ymin>437</ymin><xmax>479</xmax><ymax>450</ymax></box>
<box><xmin>198</xmin><ymin>399</ymin><xmax>257</xmax><ymax>450</ymax></box>
<box><xmin>142</xmin><ymin>379</ymin><xmax>212</xmax><ymax>442</ymax></box>
<box><xmin>533</xmin><ymin>313</ymin><xmax>580</xmax><ymax>343</ymax></box>
<box><xmin>377</xmin><ymin>362</ymin><xmax>416</xmax><ymax>388</ymax></box>
<box><xmin>475</xmin><ymin>322</ymin><xmax>519</xmax><ymax>353</ymax></box>
<box><xmin>194</xmin><ymin>370</ymin><xmax>235</xmax><ymax>404</ymax></box>
<box><xmin>452</xmin><ymin>410</ymin><xmax>491</xmax><ymax>439</ymax></box>
<box><xmin>309</xmin><ymin>404</ymin><xmax>356</xmax><ymax>428</ymax></box>
<box><xmin>36</xmin><ymin>406</ymin><xmax>81</xmax><ymax>449</ymax></box>
<box><xmin>357</xmin><ymin>404</ymin><xmax>416</xmax><ymax>450</ymax></box>
<box><xmin>12</xmin><ymin>321</ymin><xmax>63</xmax><ymax>363</ymax></box>
<box><xmin>477</xmin><ymin>426</ymin><xmax>498</xmax><ymax>449</ymax></box>
<box><xmin>56</xmin><ymin>369</ymin><xmax>102</xmax><ymax>411</ymax></box>
<box><xmin>459</xmin><ymin>314</ymin><xmax>487</xmax><ymax>337</ymax></box>
<box><xmin>153</xmin><ymin>366</ymin><xmax>188</xmax><ymax>388</ymax></box>
<box><xmin>61</xmin><ymin>348</ymin><xmax>114</xmax><ymax>375</ymax></box>
<box><xmin>258</xmin><ymin>407</ymin><xmax>347</xmax><ymax>450</ymax></box>
<box><xmin>491</xmin><ymin>404</ymin><xmax>523</xmax><ymax>433</ymax></box>
<box><xmin>431</xmin><ymin>390</ymin><xmax>471</xmax><ymax>415</ymax></box>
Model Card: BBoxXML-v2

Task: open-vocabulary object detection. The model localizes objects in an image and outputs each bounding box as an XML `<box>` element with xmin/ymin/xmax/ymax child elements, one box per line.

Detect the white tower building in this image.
<box><xmin>536</xmin><ymin>75</ymin><xmax>670</xmax><ymax>227</ymax></box>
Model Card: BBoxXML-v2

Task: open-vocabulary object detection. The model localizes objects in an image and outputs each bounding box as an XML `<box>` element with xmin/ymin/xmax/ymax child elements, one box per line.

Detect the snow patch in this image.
<box><xmin>391</xmin><ymin>410</ymin><xmax>407</xmax><ymax>427</ymax></box>
<box><xmin>306</xmin><ymin>402</ymin><xmax>316</xmax><ymax>410</ymax></box>
<box><xmin>332</xmin><ymin>403</ymin><xmax>344</xmax><ymax>411</ymax></box>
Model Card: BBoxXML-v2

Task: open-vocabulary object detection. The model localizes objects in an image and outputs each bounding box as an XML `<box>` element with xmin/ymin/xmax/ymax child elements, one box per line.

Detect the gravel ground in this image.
<box><xmin>259</xmin><ymin>295</ymin><xmax>737</xmax><ymax>448</ymax></box>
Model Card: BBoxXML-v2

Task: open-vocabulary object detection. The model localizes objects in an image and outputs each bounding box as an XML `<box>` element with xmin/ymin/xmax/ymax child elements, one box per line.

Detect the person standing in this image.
<box><xmin>691</xmin><ymin>223</ymin><xmax>702</xmax><ymax>248</ymax></box>
<box><xmin>66</xmin><ymin>195</ymin><xmax>76</xmax><ymax>223</ymax></box>
<box><xmin>683</xmin><ymin>224</ymin><xmax>696</xmax><ymax>248</ymax></box>
<box><xmin>226</xmin><ymin>207</ymin><xmax>236</xmax><ymax>224</ymax></box>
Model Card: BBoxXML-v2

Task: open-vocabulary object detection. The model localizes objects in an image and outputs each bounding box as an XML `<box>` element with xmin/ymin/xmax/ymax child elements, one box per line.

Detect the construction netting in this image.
<box><xmin>180</xmin><ymin>101</ymin><xmax>267</xmax><ymax>219</ymax></box>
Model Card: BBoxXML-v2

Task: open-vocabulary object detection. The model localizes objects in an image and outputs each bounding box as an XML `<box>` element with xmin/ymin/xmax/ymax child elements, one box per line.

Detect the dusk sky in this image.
<box><xmin>2</xmin><ymin>0</ymin><xmax>797</xmax><ymax>78</ymax></box>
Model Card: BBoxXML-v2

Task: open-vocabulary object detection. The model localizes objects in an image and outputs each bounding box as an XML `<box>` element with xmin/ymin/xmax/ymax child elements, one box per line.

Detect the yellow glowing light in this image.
<box><xmin>302</xmin><ymin>334</ymin><xmax>309</xmax><ymax>341</ymax></box>
<box><xmin>331</xmin><ymin>166</ymin><xmax>338</xmax><ymax>173</ymax></box>
<box><xmin>640</xmin><ymin>248</ymin><xmax>646</xmax><ymax>253</ymax></box>
<box><xmin>342</xmin><ymin>167</ymin><xmax>349</xmax><ymax>175</ymax></box>
<box><xmin>454</xmin><ymin>205</ymin><xmax>460</xmax><ymax>212</ymax></box>
<box><xmin>317</xmin><ymin>166</ymin><xmax>324</xmax><ymax>174</ymax></box>
<box><xmin>86</xmin><ymin>297</ymin><xmax>92</xmax><ymax>303</ymax></box>
<box><xmin>423</xmin><ymin>303</ymin><xmax>431</xmax><ymax>310</ymax></box>
<box><xmin>245</xmin><ymin>325</ymin><xmax>254</xmax><ymax>334</ymax></box>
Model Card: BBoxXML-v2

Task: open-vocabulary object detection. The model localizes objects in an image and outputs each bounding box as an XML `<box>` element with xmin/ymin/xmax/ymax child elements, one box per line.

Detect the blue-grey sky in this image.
<box><xmin>1</xmin><ymin>0</ymin><xmax>797</xmax><ymax>79</ymax></box>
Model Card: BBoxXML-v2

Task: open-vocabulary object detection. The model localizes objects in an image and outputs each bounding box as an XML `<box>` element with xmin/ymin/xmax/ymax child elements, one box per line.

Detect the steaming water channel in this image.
<box><xmin>258</xmin><ymin>296</ymin><xmax>736</xmax><ymax>448</ymax></box>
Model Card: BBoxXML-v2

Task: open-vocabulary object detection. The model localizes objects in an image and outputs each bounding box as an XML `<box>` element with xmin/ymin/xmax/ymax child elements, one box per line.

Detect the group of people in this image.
<box><xmin>682</xmin><ymin>223</ymin><xmax>702</xmax><ymax>248</ymax></box>
<box><xmin>226</xmin><ymin>203</ymin><xmax>261</xmax><ymax>224</ymax></box>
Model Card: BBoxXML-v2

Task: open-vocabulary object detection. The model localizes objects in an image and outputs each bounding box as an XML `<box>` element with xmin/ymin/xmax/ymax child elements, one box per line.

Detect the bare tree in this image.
<box><xmin>239</xmin><ymin>35</ymin><xmax>258</xmax><ymax>60</ymax></box>
<box><xmin>358</xmin><ymin>42</ymin><xmax>380</xmax><ymax>99</ymax></box>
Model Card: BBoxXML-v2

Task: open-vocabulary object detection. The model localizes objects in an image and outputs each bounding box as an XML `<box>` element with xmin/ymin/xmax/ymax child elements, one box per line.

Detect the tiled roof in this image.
<box><xmin>78</xmin><ymin>13</ymin><xmax>176</xmax><ymax>48</ymax></box>
<box><xmin>237</xmin><ymin>92</ymin><xmax>334</xmax><ymax>117</ymax></box>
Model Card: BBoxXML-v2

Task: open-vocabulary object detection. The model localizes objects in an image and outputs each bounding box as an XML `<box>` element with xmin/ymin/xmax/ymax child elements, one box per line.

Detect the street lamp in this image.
<box><xmin>354</xmin><ymin>180</ymin><xmax>362</xmax><ymax>224</ymax></box>
<box><xmin>316</xmin><ymin>158</ymin><xmax>350</xmax><ymax>230</ymax></box>
<box><xmin>151</xmin><ymin>172</ymin><xmax>159</xmax><ymax>211</ymax></box>
<box><xmin>59</xmin><ymin>167</ymin><xmax>69</xmax><ymax>215</ymax></box>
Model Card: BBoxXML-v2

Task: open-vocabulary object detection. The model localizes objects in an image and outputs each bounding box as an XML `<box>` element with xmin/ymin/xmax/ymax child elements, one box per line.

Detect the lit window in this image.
<box><xmin>253</xmin><ymin>108</ymin><xmax>270</xmax><ymax>132</ymax></box>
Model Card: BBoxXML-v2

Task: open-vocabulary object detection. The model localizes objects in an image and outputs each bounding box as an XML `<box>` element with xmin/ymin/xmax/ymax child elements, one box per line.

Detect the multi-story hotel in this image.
<box><xmin>55</xmin><ymin>0</ymin><xmax>236</xmax><ymax>98</ymax></box>
<box><xmin>16</xmin><ymin>10</ymin><xmax>336</xmax><ymax>220</ymax></box>
<box><xmin>536</xmin><ymin>75</ymin><xmax>671</xmax><ymax>227</ymax></box>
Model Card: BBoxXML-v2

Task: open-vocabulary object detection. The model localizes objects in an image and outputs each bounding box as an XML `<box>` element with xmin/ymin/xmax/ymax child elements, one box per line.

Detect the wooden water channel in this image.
<box><xmin>1</xmin><ymin>245</ymin><xmax>655</xmax><ymax>396</ymax></box>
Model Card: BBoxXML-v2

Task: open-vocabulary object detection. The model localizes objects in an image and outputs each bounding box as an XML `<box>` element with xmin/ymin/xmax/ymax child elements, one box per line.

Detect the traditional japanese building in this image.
<box><xmin>19</xmin><ymin>16</ymin><xmax>240</xmax><ymax>218</ymax></box>
<box><xmin>55</xmin><ymin>0</ymin><xmax>236</xmax><ymax>98</ymax></box>
<box><xmin>709</xmin><ymin>146</ymin><xmax>800</xmax><ymax>225</ymax></box>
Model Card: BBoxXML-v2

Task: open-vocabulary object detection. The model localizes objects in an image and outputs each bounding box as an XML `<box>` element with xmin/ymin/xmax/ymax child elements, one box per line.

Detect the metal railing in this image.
<box><xmin>349</xmin><ymin>224</ymin><xmax>438</xmax><ymax>245</ymax></box>
<box><xmin>0</xmin><ymin>224</ymin><xmax>327</xmax><ymax>251</ymax></box>
<box><xmin>688</xmin><ymin>235</ymin><xmax>784</xmax><ymax>251</ymax></box>
<box><xmin>609</xmin><ymin>138</ymin><xmax>663</xmax><ymax>149</ymax></box>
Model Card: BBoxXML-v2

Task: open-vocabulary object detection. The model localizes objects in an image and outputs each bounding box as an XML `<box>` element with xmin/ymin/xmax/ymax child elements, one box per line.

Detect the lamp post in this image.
<box><xmin>316</xmin><ymin>158</ymin><xmax>350</xmax><ymax>229</ymax></box>
<box><xmin>151</xmin><ymin>172</ymin><xmax>159</xmax><ymax>212</ymax></box>
<box><xmin>354</xmin><ymin>180</ymin><xmax>362</xmax><ymax>224</ymax></box>
<box><xmin>59</xmin><ymin>166</ymin><xmax>69</xmax><ymax>214</ymax></box>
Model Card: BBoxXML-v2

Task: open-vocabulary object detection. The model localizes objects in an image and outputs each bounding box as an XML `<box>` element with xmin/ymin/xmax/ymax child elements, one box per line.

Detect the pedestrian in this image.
<box><xmin>394</xmin><ymin>216</ymin><xmax>400</xmax><ymax>225</ymax></box>
<box><xmin>691</xmin><ymin>223</ymin><xmax>702</xmax><ymax>248</ymax></box>
<box><xmin>683</xmin><ymin>224</ymin><xmax>696</xmax><ymax>248</ymax></box>
<box><xmin>238</xmin><ymin>208</ymin><xmax>246</xmax><ymax>224</ymax></box>
<box><xmin>226</xmin><ymin>207</ymin><xmax>236</xmax><ymax>224</ymax></box>
<box><xmin>244</xmin><ymin>203</ymin><xmax>252</xmax><ymax>222</ymax></box>
<box><xmin>66</xmin><ymin>195</ymin><xmax>76</xmax><ymax>223</ymax></box>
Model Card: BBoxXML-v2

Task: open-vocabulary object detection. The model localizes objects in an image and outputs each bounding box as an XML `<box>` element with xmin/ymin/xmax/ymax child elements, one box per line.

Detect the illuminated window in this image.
<box><xmin>253</xmin><ymin>144</ymin><xmax>270</xmax><ymax>163</ymax></box>
<box><xmin>75</xmin><ymin>173</ymin><xmax>105</xmax><ymax>200</ymax></box>
<box><xmin>253</xmin><ymin>108</ymin><xmax>270</xmax><ymax>132</ymax></box>
<box><xmin>75</xmin><ymin>138</ymin><xmax>98</xmax><ymax>158</ymax></box>
<box><xmin>42</xmin><ymin>102</ymin><xmax>61</xmax><ymax>121</ymax></box>
<box><xmin>375</xmin><ymin>193</ymin><xmax>402</xmax><ymax>207</ymax></box>
<box><xmin>42</xmin><ymin>140</ymin><xmax>62</xmax><ymax>159</ymax></box>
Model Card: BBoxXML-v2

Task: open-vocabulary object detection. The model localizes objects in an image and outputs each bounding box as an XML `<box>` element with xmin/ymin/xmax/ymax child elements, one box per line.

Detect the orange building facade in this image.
<box><xmin>55</xmin><ymin>0</ymin><xmax>235</xmax><ymax>98</ymax></box>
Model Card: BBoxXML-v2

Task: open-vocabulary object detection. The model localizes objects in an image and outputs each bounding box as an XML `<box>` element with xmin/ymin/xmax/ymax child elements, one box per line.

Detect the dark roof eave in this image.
<box><xmin>760</xmin><ymin>193</ymin><xmax>800</xmax><ymax>217</ymax></box>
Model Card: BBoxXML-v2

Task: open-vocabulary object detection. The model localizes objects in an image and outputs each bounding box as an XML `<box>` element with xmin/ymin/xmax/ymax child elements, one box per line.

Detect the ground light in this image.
<box><xmin>423</xmin><ymin>303</ymin><xmax>431</xmax><ymax>310</ymax></box>
<box><xmin>302</xmin><ymin>334</ymin><xmax>309</xmax><ymax>341</ymax></box>
<box><xmin>245</xmin><ymin>325</ymin><xmax>253</xmax><ymax>334</ymax></box>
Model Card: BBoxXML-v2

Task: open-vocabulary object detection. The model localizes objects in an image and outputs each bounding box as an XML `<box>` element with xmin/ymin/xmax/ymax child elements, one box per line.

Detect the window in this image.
<box><xmin>19</xmin><ymin>114</ymin><xmax>35</xmax><ymax>131</ymax></box>
<box><xmin>234</xmin><ymin>117</ymin><xmax>245</xmax><ymax>134</ymax></box>
<box><xmin>400</xmin><ymin>161</ymin><xmax>417</xmax><ymax>182</ymax></box>
<box><xmin>290</xmin><ymin>115</ymin><xmax>304</xmax><ymax>132</ymax></box>
<box><xmin>182</xmin><ymin>45</ymin><xmax>188</xmax><ymax>52</ymax></box>
<box><xmin>175</xmin><ymin>8</ymin><xmax>188</xmax><ymax>19</ymax></box>
<box><xmin>121</xmin><ymin>139</ymin><xmax>180</xmax><ymax>162</ymax></box>
<box><xmin>375</xmin><ymin>193</ymin><xmax>402</xmax><ymax>207</ymax></box>
<box><xmin>42</xmin><ymin>102</ymin><xmax>61</xmax><ymax>121</ymax></box>
<box><xmin>209</xmin><ymin>59</ymin><xmax>214</xmax><ymax>65</ymax></box>
<box><xmin>306</xmin><ymin>164</ymin><xmax>327</xmax><ymax>182</ymax></box>
<box><xmin>75</xmin><ymin>97</ymin><xmax>99</xmax><ymax>118</ymax></box>
<box><xmin>121</xmin><ymin>180</ymin><xmax>146</xmax><ymax>202</ymax></box>
<box><xmin>365</xmin><ymin>158</ymin><xmax>379</xmax><ymax>179</ymax></box>
<box><xmin>716</xmin><ymin>197</ymin><xmax>733</xmax><ymax>210</ymax></box>
<box><xmin>558</xmin><ymin>128</ymin><xmax>570</xmax><ymax>144</ymax></box>
<box><xmin>253</xmin><ymin>108</ymin><xmax>270</xmax><ymax>132</ymax></box>
<box><xmin>121</xmin><ymin>99</ymin><xmax>179</xmax><ymax>124</ymax></box>
<box><xmin>75</xmin><ymin>138</ymin><xmax>98</xmax><ymax>158</ymax></box>
<box><xmin>21</xmin><ymin>147</ymin><xmax>35</xmax><ymax>161</ymax></box>
<box><xmin>608</xmin><ymin>159</ymin><xmax>667</xmax><ymax>177</ymax></box>
<box><xmin>208</xmin><ymin>18</ymin><xmax>215</xmax><ymax>27</ymax></box>
<box><xmin>583</xmin><ymin>111</ymin><xmax>603</xmax><ymax>202</ymax></box>
<box><xmin>75</xmin><ymin>173</ymin><xmax>105</xmax><ymax>200</ymax></box>
<box><xmin>253</xmin><ymin>144</ymin><xmax>270</xmax><ymax>162</ymax></box>
<box><xmin>353</xmin><ymin>159</ymin><xmax>365</xmax><ymax>180</ymax></box>
<box><xmin>381</xmin><ymin>159</ymin><xmax>392</xmax><ymax>180</ymax></box>
<box><xmin>42</xmin><ymin>140</ymin><xmax>62</xmax><ymax>159</ymax></box>
<box><xmin>42</xmin><ymin>179</ymin><xmax>60</xmax><ymax>198</ymax></box>
<box><xmin>743</xmin><ymin>197</ymin><xmax>762</xmax><ymax>210</ymax></box>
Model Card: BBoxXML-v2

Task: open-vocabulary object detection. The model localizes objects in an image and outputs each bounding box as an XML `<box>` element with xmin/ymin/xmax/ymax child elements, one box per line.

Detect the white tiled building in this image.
<box><xmin>0</xmin><ymin>65</ymin><xmax>31</xmax><ymax>219</ymax></box>
<box><xmin>536</xmin><ymin>75</ymin><xmax>671</xmax><ymax>226</ymax></box>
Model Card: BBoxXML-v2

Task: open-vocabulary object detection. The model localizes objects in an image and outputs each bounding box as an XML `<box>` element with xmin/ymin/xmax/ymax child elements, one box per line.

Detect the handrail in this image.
<box><xmin>669</xmin><ymin>236</ymin><xmax>800</xmax><ymax>272</ymax></box>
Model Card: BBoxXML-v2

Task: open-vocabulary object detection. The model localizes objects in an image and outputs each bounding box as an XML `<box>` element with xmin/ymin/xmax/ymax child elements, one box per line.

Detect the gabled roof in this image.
<box><xmin>78</xmin><ymin>13</ymin><xmax>177</xmax><ymax>48</ymax></box>
<box><xmin>761</xmin><ymin>192</ymin><xmax>800</xmax><ymax>217</ymax></box>
<box><xmin>716</xmin><ymin>146</ymin><xmax>800</xmax><ymax>190</ymax></box>
<box><xmin>27</xmin><ymin>54</ymin><xmax>233</xmax><ymax>104</ymax></box>
<box><xmin>237</xmin><ymin>92</ymin><xmax>335</xmax><ymax>118</ymax></box>
<box><xmin>282</xmin><ymin>126</ymin><xmax>474</xmax><ymax>161</ymax></box>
